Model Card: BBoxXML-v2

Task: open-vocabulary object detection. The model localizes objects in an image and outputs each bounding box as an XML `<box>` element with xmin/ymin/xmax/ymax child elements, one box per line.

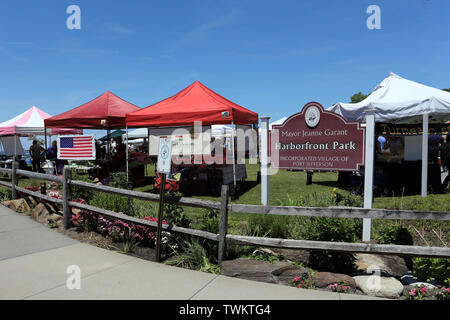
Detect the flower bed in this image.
<box><xmin>71</xmin><ymin>198</ymin><xmax>168</xmax><ymax>248</ymax></box>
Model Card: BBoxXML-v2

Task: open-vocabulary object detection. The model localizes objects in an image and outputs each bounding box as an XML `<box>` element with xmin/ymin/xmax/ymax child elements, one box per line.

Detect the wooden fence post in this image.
<box><xmin>63</xmin><ymin>166</ymin><xmax>72</xmax><ymax>229</ymax></box>
<box><xmin>11</xmin><ymin>161</ymin><xmax>18</xmax><ymax>200</ymax></box>
<box><xmin>218</xmin><ymin>184</ymin><xmax>230</xmax><ymax>264</ymax></box>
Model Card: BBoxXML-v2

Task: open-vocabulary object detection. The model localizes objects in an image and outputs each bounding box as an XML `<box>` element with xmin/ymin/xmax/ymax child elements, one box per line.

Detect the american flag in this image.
<box><xmin>58</xmin><ymin>136</ymin><xmax>95</xmax><ymax>160</ymax></box>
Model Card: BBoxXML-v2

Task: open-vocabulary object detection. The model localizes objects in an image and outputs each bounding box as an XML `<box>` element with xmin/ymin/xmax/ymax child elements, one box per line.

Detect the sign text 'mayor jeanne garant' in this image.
<box><xmin>270</xmin><ymin>102</ymin><xmax>365</xmax><ymax>171</ymax></box>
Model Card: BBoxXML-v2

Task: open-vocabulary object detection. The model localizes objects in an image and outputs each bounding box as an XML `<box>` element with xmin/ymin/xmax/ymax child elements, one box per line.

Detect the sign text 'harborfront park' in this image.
<box><xmin>270</xmin><ymin>102</ymin><xmax>366</xmax><ymax>171</ymax></box>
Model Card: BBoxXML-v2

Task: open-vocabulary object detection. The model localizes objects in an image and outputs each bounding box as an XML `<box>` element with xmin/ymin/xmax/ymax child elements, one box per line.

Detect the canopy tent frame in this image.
<box><xmin>44</xmin><ymin>91</ymin><xmax>140</xmax><ymax>178</ymax></box>
<box><xmin>329</xmin><ymin>72</ymin><xmax>450</xmax><ymax>241</ymax></box>
<box><xmin>125</xmin><ymin>81</ymin><xmax>259</xmax><ymax>190</ymax></box>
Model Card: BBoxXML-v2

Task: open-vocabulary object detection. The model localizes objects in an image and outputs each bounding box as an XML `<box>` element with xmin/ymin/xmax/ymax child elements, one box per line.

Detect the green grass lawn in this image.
<box><xmin>134</xmin><ymin>162</ymin><xmax>450</xmax><ymax>235</ymax></box>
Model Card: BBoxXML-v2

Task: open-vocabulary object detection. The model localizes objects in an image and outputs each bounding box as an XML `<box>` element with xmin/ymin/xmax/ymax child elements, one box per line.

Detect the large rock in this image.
<box><xmin>2</xmin><ymin>199</ymin><xmax>31</xmax><ymax>214</ymax></box>
<box><xmin>273</xmin><ymin>265</ymin><xmax>311</xmax><ymax>285</ymax></box>
<box><xmin>220</xmin><ymin>258</ymin><xmax>309</xmax><ymax>285</ymax></box>
<box><xmin>313</xmin><ymin>272</ymin><xmax>356</xmax><ymax>292</ymax></box>
<box><xmin>355</xmin><ymin>253</ymin><xmax>409</xmax><ymax>277</ymax></box>
<box><xmin>271</xmin><ymin>248</ymin><xmax>310</xmax><ymax>264</ymax></box>
<box><xmin>353</xmin><ymin>275</ymin><xmax>404</xmax><ymax>299</ymax></box>
<box><xmin>45</xmin><ymin>213</ymin><xmax>63</xmax><ymax>227</ymax></box>
<box><xmin>31</xmin><ymin>203</ymin><xmax>50</xmax><ymax>222</ymax></box>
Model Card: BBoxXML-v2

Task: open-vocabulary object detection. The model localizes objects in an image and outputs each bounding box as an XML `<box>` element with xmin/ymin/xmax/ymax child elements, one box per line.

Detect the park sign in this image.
<box><xmin>270</xmin><ymin>102</ymin><xmax>365</xmax><ymax>171</ymax></box>
<box><xmin>157</xmin><ymin>136</ymin><xmax>173</xmax><ymax>174</ymax></box>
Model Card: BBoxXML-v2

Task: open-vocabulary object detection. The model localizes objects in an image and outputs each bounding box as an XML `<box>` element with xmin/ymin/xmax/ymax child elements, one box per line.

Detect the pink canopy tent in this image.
<box><xmin>0</xmin><ymin>106</ymin><xmax>81</xmax><ymax>136</ymax></box>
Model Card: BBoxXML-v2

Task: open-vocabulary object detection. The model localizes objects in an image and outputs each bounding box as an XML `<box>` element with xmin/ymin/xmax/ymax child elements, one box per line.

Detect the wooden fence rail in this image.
<box><xmin>1</xmin><ymin>163</ymin><xmax>449</xmax><ymax>262</ymax></box>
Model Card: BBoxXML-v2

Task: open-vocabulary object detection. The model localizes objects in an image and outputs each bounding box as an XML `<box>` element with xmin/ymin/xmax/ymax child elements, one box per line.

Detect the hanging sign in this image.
<box><xmin>271</xmin><ymin>102</ymin><xmax>365</xmax><ymax>171</ymax></box>
<box><xmin>157</xmin><ymin>136</ymin><xmax>172</xmax><ymax>174</ymax></box>
<box><xmin>57</xmin><ymin>135</ymin><xmax>96</xmax><ymax>160</ymax></box>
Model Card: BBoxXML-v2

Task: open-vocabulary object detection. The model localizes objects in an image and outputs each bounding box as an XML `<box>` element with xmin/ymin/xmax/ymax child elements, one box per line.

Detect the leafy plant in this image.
<box><xmin>289</xmin><ymin>216</ymin><xmax>361</xmax><ymax>273</ymax></box>
<box><xmin>165</xmin><ymin>239</ymin><xmax>219</xmax><ymax>273</ymax></box>
<box><xmin>290</xmin><ymin>274</ymin><xmax>315</xmax><ymax>289</ymax></box>
<box><xmin>90</xmin><ymin>191</ymin><xmax>132</xmax><ymax>215</ymax></box>
<box><xmin>71</xmin><ymin>172</ymin><xmax>94</xmax><ymax>202</ymax></box>
<box><xmin>248</xmin><ymin>251</ymin><xmax>280</xmax><ymax>264</ymax></box>
<box><xmin>435</xmin><ymin>286</ymin><xmax>450</xmax><ymax>300</ymax></box>
<box><xmin>163</xmin><ymin>199</ymin><xmax>190</xmax><ymax>228</ymax></box>
<box><xmin>375</xmin><ymin>223</ymin><xmax>413</xmax><ymax>245</ymax></box>
<box><xmin>197</xmin><ymin>209</ymin><xmax>219</xmax><ymax>234</ymax></box>
<box><xmin>413</xmin><ymin>257</ymin><xmax>450</xmax><ymax>285</ymax></box>
<box><xmin>405</xmin><ymin>284</ymin><xmax>430</xmax><ymax>300</ymax></box>
<box><xmin>247</xmin><ymin>214</ymin><xmax>292</xmax><ymax>239</ymax></box>
<box><xmin>0</xmin><ymin>188</ymin><xmax>12</xmax><ymax>201</ymax></box>
<box><xmin>327</xmin><ymin>281</ymin><xmax>352</xmax><ymax>293</ymax></box>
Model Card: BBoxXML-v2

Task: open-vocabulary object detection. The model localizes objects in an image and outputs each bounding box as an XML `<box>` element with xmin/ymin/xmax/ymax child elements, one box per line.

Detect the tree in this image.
<box><xmin>443</xmin><ymin>88</ymin><xmax>450</xmax><ymax>92</ymax></box>
<box><xmin>350</xmin><ymin>92</ymin><xmax>369</xmax><ymax>103</ymax></box>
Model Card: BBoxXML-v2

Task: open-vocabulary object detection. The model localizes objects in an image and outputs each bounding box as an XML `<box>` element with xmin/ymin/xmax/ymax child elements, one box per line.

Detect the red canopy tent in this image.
<box><xmin>126</xmin><ymin>81</ymin><xmax>258</xmax><ymax>189</ymax></box>
<box><xmin>45</xmin><ymin>91</ymin><xmax>140</xmax><ymax>129</ymax></box>
<box><xmin>125</xmin><ymin>81</ymin><xmax>258</xmax><ymax>127</ymax></box>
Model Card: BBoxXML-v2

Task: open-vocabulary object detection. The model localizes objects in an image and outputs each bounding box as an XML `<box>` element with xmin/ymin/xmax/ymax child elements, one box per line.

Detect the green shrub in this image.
<box><xmin>413</xmin><ymin>257</ymin><xmax>450</xmax><ymax>285</ymax></box>
<box><xmin>89</xmin><ymin>172</ymin><xmax>135</xmax><ymax>215</ymax></box>
<box><xmin>0</xmin><ymin>188</ymin><xmax>11</xmax><ymax>202</ymax></box>
<box><xmin>108</xmin><ymin>172</ymin><xmax>129</xmax><ymax>189</ymax></box>
<box><xmin>278</xmin><ymin>191</ymin><xmax>363</xmax><ymax>208</ymax></box>
<box><xmin>290</xmin><ymin>216</ymin><xmax>362</xmax><ymax>273</ymax></box>
<box><xmin>197</xmin><ymin>209</ymin><xmax>219</xmax><ymax>234</ymax></box>
<box><xmin>71</xmin><ymin>172</ymin><xmax>94</xmax><ymax>202</ymax></box>
<box><xmin>290</xmin><ymin>217</ymin><xmax>361</xmax><ymax>243</ymax></box>
<box><xmin>247</xmin><ymin>214</ymin><xmax>292</xmax><ymax>239</ymax></box>
<box><xmin>375</xmin><ymin>223</ymin><xmax>413</xmax><ymax>245</ymax></box>
<box><xmin>163</xmin><ymin>198</ymin><xmax>190</xmax><ymax>228</ymax></box>
<box><xmin>90</xmin><ymin>192</ymin><xmax>132</xmax><ymax>215</ymax></box>
<box><xmin>165</xmin><ymin>239</ymin><xmax>219</xmax><ymax>273</ymax></box>
<box><xmin>248</xmin><ymin>251</ymin><xmax>280</xmax><ymax>264</ymax></box>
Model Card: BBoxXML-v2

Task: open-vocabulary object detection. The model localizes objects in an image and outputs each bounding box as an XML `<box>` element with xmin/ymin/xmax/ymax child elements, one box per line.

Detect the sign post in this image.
<box><xmin>363</xmin><ymin>109</ymin><xmax>375</xmax><ymax>242</ymax></box>
<box><xmin>260</xmin><ymin>117</ymin><xmax>270</xmax><ymax>205</ymax></box>
<box><xmin>155</xmin><ymin>136</ymin><xmax>172</xmax><ymax>262</ymax></box>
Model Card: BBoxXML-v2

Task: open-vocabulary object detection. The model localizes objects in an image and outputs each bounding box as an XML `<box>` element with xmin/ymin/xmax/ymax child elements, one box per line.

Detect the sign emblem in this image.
<box><xmin>305</xmin><ymin>105</ymin><xmax>320</xmax><ymax>128</ymax></box>
<box><xmin>157</xmin><ymin>136</ymin><xmax>173</xmax><ymax>174</ymax></box>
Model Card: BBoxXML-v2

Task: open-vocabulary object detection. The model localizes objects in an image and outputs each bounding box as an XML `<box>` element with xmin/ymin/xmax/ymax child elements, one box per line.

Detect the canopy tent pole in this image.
<box><xmin>421</xmin><ymin>113</ymin><xmax>429</xmax><ymax>197</ymax></box>
<box><xmin>14</xmin><ymin>134</ymin><xmax>17</xmax><ymax>159</ymax></box>
<box><xmin>44</xmin><ymin>126</ymin><xmax>48</xmax><ymax>160</ymax></box>
<box><xmin>362</xmin><ymin>109</ymin><xmax>375</xmax><ymax>241</ymax></box>
<box><xmin>231</xmin><ymin>121</ymin><xmax>236</xmax><ymax>186</ymax></box>
<box><xmin>107</xmin><ymin>127</ymin><xmax>111</xmax><ymax>155</ymax></box>
<box><xmin>260</xmin><ymin>117</ymin><xmax>270</xmax><ymax>205</ymax></box>
<box><xmin>126</xmin><ymin>126</ymin><xmax>129</xmax><ymax>183</ymax></box>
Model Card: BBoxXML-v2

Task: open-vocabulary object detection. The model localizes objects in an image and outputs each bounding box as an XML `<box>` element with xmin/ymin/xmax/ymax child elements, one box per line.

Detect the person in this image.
<box><xmin>440</xmin><ymin>135</ymin><xmax>450</xmax><ymax>189</ymax></box>
<box><xmin>428</xmin><ymin>135</ymin><xmax>444</xmax><ymax>192</ymax></box>
<box><xmin>377</xmin><ymin>135</ymin><xmax>387</xmax><ymax>152</ymax></box>
<box><xmin>46</xmin><ymin>140</ymin><xmax>57</xmax><ymax>161</ymax></box>
<box><xmin>110</xmin><ymin>138</ymin><xmax>117</xmax><ymax>154</ymax></box>
<box><xmin>29</xmin><ymin>140</ymin><xmax>44</xmax><ymax>172</ymax></box>
<box><xmin>389</xmin><ymin>136</ymin><xmax>404</xmax><ymax>157</ymax></box>
<box><xmin>111</xmin><ymin>137</ymin><xmax>126</xmax><ymax>171</ymax></box>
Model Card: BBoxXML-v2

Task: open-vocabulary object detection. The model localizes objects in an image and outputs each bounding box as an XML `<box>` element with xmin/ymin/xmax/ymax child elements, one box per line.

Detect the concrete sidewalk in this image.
<box><xmin>0</xmin><ymin>205</ymin><xmax>380</xmax><ymax>300</ymax></box>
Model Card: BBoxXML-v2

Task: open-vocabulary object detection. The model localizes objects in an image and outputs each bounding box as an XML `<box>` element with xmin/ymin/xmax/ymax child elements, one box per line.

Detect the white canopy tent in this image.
<box><xmin>0</xmin><ymin>106</ymin><xmax>81</xmax><ymax>157</ymax></box>
<box><xmin>329</xmin><ymin>72</ymin><xmax>450</xmax><ymax>123</ymax></box>
<box><xmin>124</xmin><ymin>125</ymin><xmax>237</xmax><ymax>140</ymax></box>
<box><xmin>269</xmin><ymin>117</ymin><xmax>288</xmax><ymax>130</ymax></box>
<box><xmin>329</xmin><ymin>72</ymin><xmax>450</xmax><ymax>199</ymax></box>
<box><xmin>328</xmin><ymin>72</ymin><xmax>450</xmax><ymax>241</ymax></box>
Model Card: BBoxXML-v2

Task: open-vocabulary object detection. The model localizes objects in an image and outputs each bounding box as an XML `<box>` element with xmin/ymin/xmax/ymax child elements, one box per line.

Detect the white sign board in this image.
<box><xmin>157</xmin><ymin>136</ymin><xmax>172</xmax><ymax>174</ymax></box>
<box><xmin>149</xmin><ymin>126</ymin><xmax>211</xmax><ymax>156</ymax></box>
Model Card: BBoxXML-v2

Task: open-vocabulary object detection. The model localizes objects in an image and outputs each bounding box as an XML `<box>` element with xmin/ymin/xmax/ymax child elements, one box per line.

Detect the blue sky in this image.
<box><xmin>0</xmin><ymin>0</ymin><xmax>449</xmax><ymax>139</ymax></box>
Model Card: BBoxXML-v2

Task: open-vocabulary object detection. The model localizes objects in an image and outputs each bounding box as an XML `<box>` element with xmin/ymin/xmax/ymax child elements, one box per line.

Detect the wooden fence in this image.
<box><xmin>0</xmin><ymin>162</ymin><xmax>449</xmax><ymax>263</ymax></box>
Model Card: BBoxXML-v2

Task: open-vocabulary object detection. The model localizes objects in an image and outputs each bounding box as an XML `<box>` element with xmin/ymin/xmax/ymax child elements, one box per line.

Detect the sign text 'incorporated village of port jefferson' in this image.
<box><xmin>270</xmin><ymin>102</ymin><xmax>366</xmax><ymax>171</ymax></box>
